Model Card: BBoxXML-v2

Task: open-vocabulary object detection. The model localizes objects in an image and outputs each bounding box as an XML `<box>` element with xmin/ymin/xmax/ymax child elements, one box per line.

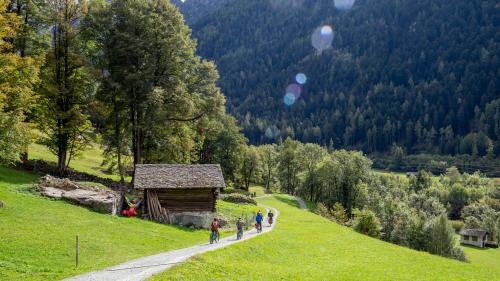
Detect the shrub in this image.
<box><xmin>316</xmin><ymin>202</ymin><xmax>332</xmax><ymax>219</ymax></box>
<box><xmin>450</xmin><ymin>247</ymin><xmax>468</xmax><ymax>262</ymax></box>
<box><xmin>331</xmin><ymin>202</ymin><xmax>348</xmax><ymax>224</ymax></box>
<box><xmin>450</xmin><ymin>220</ymin><xmax>464</xmax><ymax>233</ymax></box>
<box><xmin>221</xmin><ymin>188</ymin><xmax>250</xmax><ymax>196</ymax></box>
<box><xmin>353</xmin><ymin>209</ymin><xmax>381</xmax><ymax>238</ymax></box>
<box><xmin>220</xmin><ymin>193</ymin><xmax>256</xmax><ymax>205</ymax></box>
<box><xmin>427</xmin><ymin>214</ymin><xmax>454</xmax><ymax>257</ymax></box>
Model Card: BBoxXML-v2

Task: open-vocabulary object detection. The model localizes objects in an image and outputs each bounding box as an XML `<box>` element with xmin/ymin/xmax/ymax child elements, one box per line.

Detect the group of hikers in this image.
<box><xmin>209</xmin><ymin>210</ymin><xmax>274</xmax><ymax>243</ymax></box>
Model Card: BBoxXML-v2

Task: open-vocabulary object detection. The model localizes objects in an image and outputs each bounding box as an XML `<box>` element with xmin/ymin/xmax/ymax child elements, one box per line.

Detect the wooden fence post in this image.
<box><xmin>76</xmin><ymin>235</ymin><xmax>79</xmax><ymax>268</ymax></box>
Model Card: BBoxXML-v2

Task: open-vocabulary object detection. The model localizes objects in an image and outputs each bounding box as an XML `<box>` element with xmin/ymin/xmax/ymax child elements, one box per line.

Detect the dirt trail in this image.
<box><xmin>294</xmin><ymin>196</ymin><xmax>307</xmax><ymax>210</ymax></box>
<box><xmin>64</xmin><ymin>207</ymin><xmax>278</xmax><ymax>281</ymax></box>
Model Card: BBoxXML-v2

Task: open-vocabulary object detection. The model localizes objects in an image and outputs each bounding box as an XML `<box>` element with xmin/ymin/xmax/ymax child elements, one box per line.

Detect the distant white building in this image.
<box><xmin>459</xmin><ymin>229</ymin><xmax>488</xmax><ymax>248</ymax></box>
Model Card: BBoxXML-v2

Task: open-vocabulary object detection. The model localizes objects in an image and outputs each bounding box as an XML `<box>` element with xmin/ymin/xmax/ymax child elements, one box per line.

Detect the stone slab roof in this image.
<box><xmin>134</xmin><ymin>164</ymin><xmax>225</xmax><ymax>189</ymax></box>
<box><xmin>459</xmin><ymin>229</ymin><xmax>488</xmax><ymax>238</ymax></box>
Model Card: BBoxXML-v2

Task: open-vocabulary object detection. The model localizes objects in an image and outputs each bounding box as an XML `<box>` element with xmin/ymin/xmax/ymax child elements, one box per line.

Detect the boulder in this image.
<box><xmin>61</xmin><ymin>189</ymin><xmax>117</xmax><ymax>214</ymax></box>
<box><xmin>37</xmin><ymin>175</ymin><xmax>118</xmax><ymax>214</ymax></box>
<box><xmin>0</xmin><ymin>200</ymin><xmax>4</xmax><ymax>208</ymax></box>
<box><xmin>38</xmin><ymin>175</ymin><xmax>80</xmax><ymax>191</ymax></box>
<box><xmin>39</xmin><ymin>186</ymin><xmax>64</xmax><ymax>199</ymax></box>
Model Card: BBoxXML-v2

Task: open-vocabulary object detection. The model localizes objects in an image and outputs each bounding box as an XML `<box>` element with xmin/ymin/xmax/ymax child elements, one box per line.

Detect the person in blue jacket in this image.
<box><xmin>255</xmin><ymin>210</ymin><xmax>263</xmax><ymax>232</ymax></box>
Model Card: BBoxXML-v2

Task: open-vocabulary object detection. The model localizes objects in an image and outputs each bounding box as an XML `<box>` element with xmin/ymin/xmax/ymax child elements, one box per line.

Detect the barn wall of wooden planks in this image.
<box><xmin>149</xmin><ymin>188</ymin><xmax>217</xmax><ymax>213</ymax></box>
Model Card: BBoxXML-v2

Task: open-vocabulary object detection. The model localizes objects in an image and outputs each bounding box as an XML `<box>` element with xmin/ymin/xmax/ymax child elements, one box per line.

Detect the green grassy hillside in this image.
<box><xmin>28</xmin><ymin>143</ymin><xmax>124</xmax><ymax>181</ymax></box>
<box><xmin>152</xmin><ymin>195</ymin><xmax>500</xmax><ymax>281</ymax></box>
<box><xmin>0</xmin><ymin>166</ymin><xmax>254</xmax><ymax>280</ymax></box>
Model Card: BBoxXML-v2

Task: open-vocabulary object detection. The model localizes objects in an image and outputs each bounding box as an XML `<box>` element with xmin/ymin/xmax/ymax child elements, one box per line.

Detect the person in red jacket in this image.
<box><xmin>210</xmin><ymin>218</ymin><xmax>220</xmax><ymax>243</ymax></box>
<box><xmin>122</xmin><ymin>198</ymin><xmax>140</xmax><ymax>217</ymax></box>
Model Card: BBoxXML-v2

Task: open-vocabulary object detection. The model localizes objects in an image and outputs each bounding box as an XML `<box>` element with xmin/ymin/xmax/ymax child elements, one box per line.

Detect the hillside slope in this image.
<box><xmin>183</xmin><ymin>0</ymin><xmax>500</xmax><ymax>156</ymax></box>
<box><xmin>0</xmin><ymin>166</ymin><xmax>257</xmax><ymax>280</ymax></box>
<box><xmin>152</xmin><ymin>195</ymin><xmax>500</xmax><ymax>281</ymax></box>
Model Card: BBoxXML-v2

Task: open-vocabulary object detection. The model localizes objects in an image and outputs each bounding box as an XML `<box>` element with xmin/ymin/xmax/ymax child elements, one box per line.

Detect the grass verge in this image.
<box><xmin>151</xmin><ymin>195</ymin><xmax>500</xmax><ymax>281</ymax></box>
<box><xmin>0</xmin><ymin>166</ymin><xmax>240</xmax><ymax>280</ymax></box>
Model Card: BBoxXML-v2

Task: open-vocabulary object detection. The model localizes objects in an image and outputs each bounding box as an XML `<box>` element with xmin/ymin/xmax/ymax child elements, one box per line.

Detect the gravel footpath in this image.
<box><xmin>64</xmin><ymin>207</ymin><xmax>278</xmax><ymax>281</ymax></box>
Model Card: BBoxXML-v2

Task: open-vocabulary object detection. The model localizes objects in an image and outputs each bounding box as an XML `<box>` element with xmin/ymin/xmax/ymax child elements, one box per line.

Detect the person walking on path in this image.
<box><xmin>267</xmin><ymin>210</ymin><xmax>274</xmax><ymax>226</ymax></box>
<box><xmin>236</xmin><ymin>218</ymin><xmax>244</xmax><ymax>240</ymax></box>
<box><xmin>255</xmin><ymin>210</ymin><xmax>263</xmax><ymax>232</ymax></box>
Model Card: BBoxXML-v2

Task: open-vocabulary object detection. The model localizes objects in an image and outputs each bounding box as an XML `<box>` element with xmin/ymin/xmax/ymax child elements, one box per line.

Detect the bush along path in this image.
<box><xmin>64</xmin><ymin>206</ymin><xmax>279</xmax><ymax>281</ymax></box>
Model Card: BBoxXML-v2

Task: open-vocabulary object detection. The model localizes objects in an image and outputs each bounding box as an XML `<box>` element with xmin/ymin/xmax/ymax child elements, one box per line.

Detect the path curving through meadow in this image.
<box><xmin>65</xmin><ymin>205</ymin><xmax>280</xmax><ymax>281</ymax></box>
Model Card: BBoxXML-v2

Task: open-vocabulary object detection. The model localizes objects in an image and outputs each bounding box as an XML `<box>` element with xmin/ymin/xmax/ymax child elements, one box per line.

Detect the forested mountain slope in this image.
<box><xmin>172</xmin><ymin>0</ymin><xmax>233</xmax><ymax>24</ymax></box>
<box><xmin>179</xmin><ymin>0</ymin><xmax>500</xmax><ymax>157</ymax></box>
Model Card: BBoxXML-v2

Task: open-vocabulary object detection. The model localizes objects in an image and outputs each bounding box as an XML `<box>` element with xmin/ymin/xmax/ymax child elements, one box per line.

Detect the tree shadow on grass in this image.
<box><xmin>274</xmin><ymin>195</ymin><xmax>300</xmax><ymax>209</ymax></box>
<box><xmin>0</xmin><ymin>166</ymin><xmax>38</xmax><ymax>185</ymax></box>
<box><xmin>461</xmin><ymin>244</ymin><xmax>491</xmax><ymax>251</ymax></box>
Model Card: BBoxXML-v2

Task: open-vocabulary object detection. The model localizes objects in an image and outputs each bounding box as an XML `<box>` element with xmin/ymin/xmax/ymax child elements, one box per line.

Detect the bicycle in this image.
<box><xmin>255</xmin><ymin>222</ymin><xmax>262</xmax><ymax>233</ymax></box>
<box><xmin>209</xmin><ymin>230</ymin><xmax>220</xmax><ymax>244</ymax></box>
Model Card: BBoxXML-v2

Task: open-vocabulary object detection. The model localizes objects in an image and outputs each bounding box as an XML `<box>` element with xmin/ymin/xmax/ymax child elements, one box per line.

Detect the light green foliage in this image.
<box><xmin>427</xmin><ymin>214</ymin><xmax>463</xmax><ymax>261</ymax></box>
<box><xmin>390</xmin><ymin>144</ymin><xmax>405</xmax><ymax>168</ymax></box>
<box><xmin>199</xmin><ymin>115</ymin><xmax>247</xmax><ymax>183</ymax></box>
<box><xmin>353</xmin><ymin>209</ymin><xmax>381</xmax><ymax>238</ymax></box>
<box><xmin>0</xmin><ymin>0</ymin><xmax>40</xmax><ymax>164</ymax></box>
<box><xmin>331</xmin><ymin>202</ymin><xmax>348</xmax><ymax>224</ymax></box>
<box><xmin>390</xmin><ymin>208</ymin><xmax>417</xmax><ymax>247</ymax></box>
<box><xmin>448</xmin><ymin>183</ymin><xmax>470</xmax><ymax>219</ymax></box>
<box><xmin>0</xmin><ymin>166</ymin><xmax>208</xmax><ymax>280</ymax></box>
<box><xmin>451</xmin><ymin>220</ymin><xmax>465</xmax><ymax>233</ymax></box>
<box><xmin>85</xmin><ymin>0</ymin><xmax>226</xmax><ymax>166</ymax></box>
<box><xmin>277</xmin><ymin>138</ymin><xmax>302</xmax><ymax>194</ymax></box>
<box><xmin>151</xmin><ymin>196</ymin><xmax>500</xmax><ymax>281</ymax></box>
<box><xmin>240</xmin><ymin>145</ymin><xmax>261</xmax><ymax>190</ymax></box>
<box><xmin>297</xmin><ymin>143</ymin><xmax>328</xmax><ymax>202</ymax></box>
<box><xmin>464</xmin><ymin>216</ymin><xmax>482</xmax><ymax>229</ymax></box>
<box><xmin>316</xmin><ymin>150</ymin><xmax>371</xmax><ymax>213</ymax></box>
<box><xmin>410</xmin><ymin>170</ymin><xmax>433</xmax><ymax>192</ymax></box>
<box><xmin>257</xmin><ymin>144</ymin><xmax>278</xmax><ymax>192</ymax></box>
<box><xmin>38</xmin><ymin>0</ymin><xmax>94</xmax><ymax>173</ymax></box>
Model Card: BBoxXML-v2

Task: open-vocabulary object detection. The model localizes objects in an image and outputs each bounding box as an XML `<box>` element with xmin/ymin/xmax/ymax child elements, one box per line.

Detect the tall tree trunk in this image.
<box><xmin>131</xmin><ymin>92</ymin><xmax>140</xmax><ymax>165</ymax></box>
<box><xmin>266</xmin><ymin>167</ymin><xmax>271</xmax><ymax>191</ymax></box>
<box><xmin>57</xmin><ymin>133</ymin><xmax>67</xmax><ymax>175</ymax></box>
<box><xmin>114</xmin><ymin>98</ymin><xmax>124</xmax><ymax>182</ymax></box>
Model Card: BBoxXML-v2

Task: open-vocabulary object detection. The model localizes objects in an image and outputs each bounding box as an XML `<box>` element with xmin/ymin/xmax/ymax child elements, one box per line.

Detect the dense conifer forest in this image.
<box><xmin>176</xmin><ymin>0</ymin><xmax>500</xmax><ymax>158</ymax></box>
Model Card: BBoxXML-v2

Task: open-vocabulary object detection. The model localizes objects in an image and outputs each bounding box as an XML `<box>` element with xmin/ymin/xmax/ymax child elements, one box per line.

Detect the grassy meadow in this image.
<box><xmin>151</xmin><ymin>195</ymin><xmax>500</xmax><ymax>281</ymax></box>
<box><xmin>0</xmin><ymin>166</ymin><xmax>256</xmax><ymax>280</ymax></box>
<box><xmin>216</xmin><ymin>200</ymin><xmax>261</xmax><ymax>229</ymax></box>
<box><xmin>28</xmin><ymin>143</ymin><xmax>126</xmax><ymax>181</ymax></box>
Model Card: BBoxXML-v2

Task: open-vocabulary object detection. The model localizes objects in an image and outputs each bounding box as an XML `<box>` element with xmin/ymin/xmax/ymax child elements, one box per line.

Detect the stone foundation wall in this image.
<box><xmin>169</xmin><ymin>211</ymin><xmax>215</xmax><ymax>229</ymax></box>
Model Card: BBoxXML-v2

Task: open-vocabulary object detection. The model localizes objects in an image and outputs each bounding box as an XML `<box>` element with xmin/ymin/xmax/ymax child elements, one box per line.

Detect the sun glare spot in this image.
<box><xmin>295</xmin><ymin>73</ymin><xmax>307</xmax><ymax>85</ymax></box>
<box><xmin>312</xmin><ymin>25</ymin><xmax>334</xmax><ymax>52</ymax></box>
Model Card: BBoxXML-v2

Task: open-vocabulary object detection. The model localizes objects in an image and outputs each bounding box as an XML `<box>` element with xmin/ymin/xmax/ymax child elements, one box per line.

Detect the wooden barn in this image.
<box><xmin>134</xmin><ymin>164</ymin><xmax>225</xmax><ymax>228</ymax></box>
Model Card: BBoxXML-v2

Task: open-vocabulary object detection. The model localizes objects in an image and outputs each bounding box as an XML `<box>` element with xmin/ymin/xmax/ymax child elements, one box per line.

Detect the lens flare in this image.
<box><xmin>321</xmin><ymin>25</ymin><xmax>333</xmax><ymax>36</ymax></box>
<box><xmin>295</xmin><ymin>73</ymin><xmax>307</xmax><ymax>85</ymax></box>
<box><xmin>312</xmin><ymin>25</ymin><xmax>334</xmax><ymax>52</ymax></box>
<box><xmin>286</xmin><ymin>83</ymin><xmax>302</xmax><ymax>99</ymax></box>
<box><xmin>334</xmin><ymin>0</ymin><xmax>355</xmax><ymax>11</ymax></box>
<box><xmin>284</xmin><ymin>93</ymin><xmax>296</xmax><ymax>106</ymax></box>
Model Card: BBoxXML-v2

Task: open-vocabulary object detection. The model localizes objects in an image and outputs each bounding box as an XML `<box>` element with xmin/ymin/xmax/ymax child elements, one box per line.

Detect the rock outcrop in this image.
<box><xmin>38</xmin><ymin>175</ymin><xmax>118</xmax><ymax>214</ymax></box>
